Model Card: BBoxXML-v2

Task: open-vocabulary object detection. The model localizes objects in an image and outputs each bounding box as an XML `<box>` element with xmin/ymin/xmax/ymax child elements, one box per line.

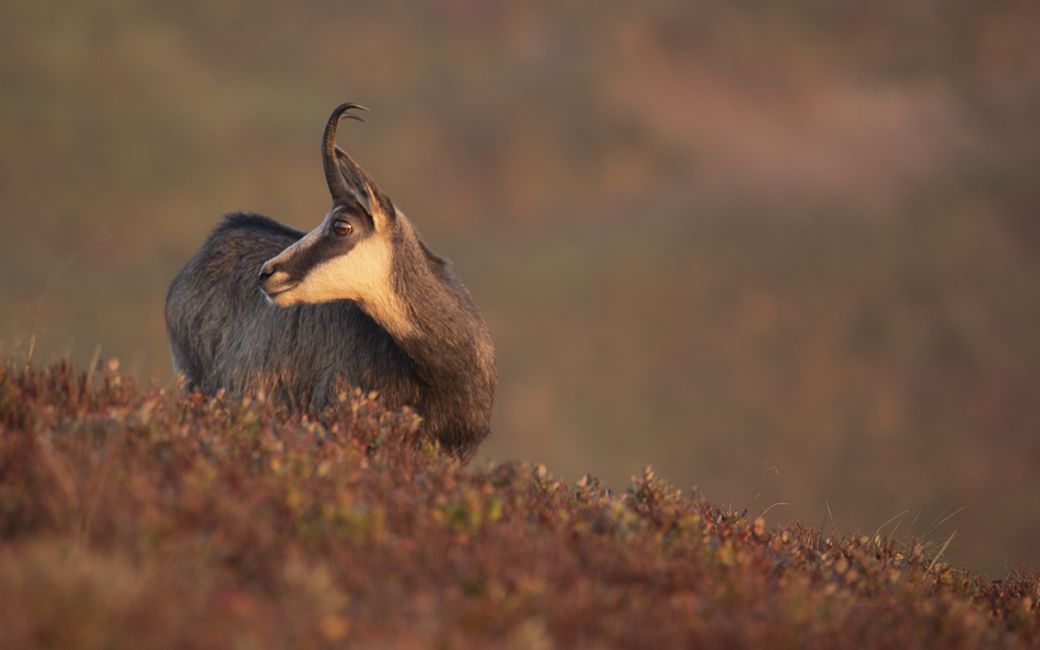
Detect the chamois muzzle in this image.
<box><xmin>258</xmin><ymin>263</ymin><xmax>275</xmax><ymax>284</ymax></box>
<box><xmin>258</xmin><ymin>260</ymin><xmax>295</xmax><ymax>298</ymax></box>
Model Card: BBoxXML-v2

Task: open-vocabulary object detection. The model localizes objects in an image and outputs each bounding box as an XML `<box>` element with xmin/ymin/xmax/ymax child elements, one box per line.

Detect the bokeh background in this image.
<box><xmin>2</xmin><ymin>1</ymin><xmax>1038</xmax><ymax>575</ymax></box>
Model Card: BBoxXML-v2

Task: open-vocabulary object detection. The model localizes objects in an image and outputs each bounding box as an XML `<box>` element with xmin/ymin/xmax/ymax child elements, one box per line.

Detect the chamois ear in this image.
<box><xmin>334</xmin><ymin>145</ymin><xmax>396</xmax><ymax>226</ymax></box>
<box><xmin>320</xmin><ymin>103</ymin><xmax>396</xmax><ymax>226</ymax></box>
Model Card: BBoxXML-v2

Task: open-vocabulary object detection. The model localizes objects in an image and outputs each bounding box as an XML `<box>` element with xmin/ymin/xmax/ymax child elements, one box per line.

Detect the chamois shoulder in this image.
<box><xmin>213</xmin><ymin>212</ymin><xmax>305</xmax><ymax>242</ymax></box>
<box><xmin>175</xmin><ymin>213</ymin><xmax>305</xmax><ymax>283</ymax></box>
<box><xmin>197</xmin><ymin>213</ymin><xmax>304</xmax><ymax>266</ymax></box>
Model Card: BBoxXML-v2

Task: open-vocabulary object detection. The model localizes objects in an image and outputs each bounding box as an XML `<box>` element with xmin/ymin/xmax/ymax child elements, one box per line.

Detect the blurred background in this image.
<box><xmin>2</xmin><ymin>1</ymin><xmax>1038</xmax><ymax>575</ymax></box>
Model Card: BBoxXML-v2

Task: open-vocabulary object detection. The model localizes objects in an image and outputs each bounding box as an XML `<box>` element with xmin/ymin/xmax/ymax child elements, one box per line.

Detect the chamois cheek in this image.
<box><xmin>298</xmin><ymin>264</ymin><xmax>358</xmax><ymax>303</ymax></box>
<box><xmin>294</xmin><ymin>239</ymin><xmax>386</xmax><ymax>303</ymax></box>
<box><xmin>271</xmin><ymin>292</ymin><xmax>299</xmax><ymax>307</ymax></box>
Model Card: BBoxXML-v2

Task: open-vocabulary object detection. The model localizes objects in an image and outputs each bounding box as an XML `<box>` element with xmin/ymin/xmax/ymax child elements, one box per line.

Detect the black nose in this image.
<box><xmin>258</xmin><ymin>263</ymin><xmax>276</xmax><ymax>285</ymax></box>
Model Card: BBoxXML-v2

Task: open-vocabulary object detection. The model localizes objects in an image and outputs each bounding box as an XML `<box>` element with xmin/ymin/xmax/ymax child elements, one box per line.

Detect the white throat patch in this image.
<box><xmin>269</xmin><ymin>229</ymin><xmax>415</xmax><ymax>339</ymax></box>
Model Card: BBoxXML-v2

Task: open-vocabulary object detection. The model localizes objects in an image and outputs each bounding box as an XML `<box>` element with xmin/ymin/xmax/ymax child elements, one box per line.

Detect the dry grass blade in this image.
<box><xmin>756</xmin><ymin>502</ymin><xmax>789</xmax><ymax>521</ymax></box>
<box><xmin>873</xmin><ymin>510</ymin><xmax>910</xmax><ymax>541</ymax></box>
<box><xmin>927</xmin><ymin>531</ymin><xmax>958</xmax><ymax>574</ymax></box>
<box><xmin>935</xmin><ymin>506</ymin><xmax>966</xmax><ymax>528</ymax></box>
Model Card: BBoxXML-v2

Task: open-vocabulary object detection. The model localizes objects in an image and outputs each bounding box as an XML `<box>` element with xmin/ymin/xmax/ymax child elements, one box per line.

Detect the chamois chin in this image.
<box><xmin>165</xmin><ymin>103</ymin><xmax>496</xmax><ymax>453</ymax></box>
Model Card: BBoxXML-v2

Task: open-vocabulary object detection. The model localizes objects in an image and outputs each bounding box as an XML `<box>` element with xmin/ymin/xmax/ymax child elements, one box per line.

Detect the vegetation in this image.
<box><xmin>1</xmin><ymin>358</ymin><xmax>1037</xmax><ymax>648</ymax></box>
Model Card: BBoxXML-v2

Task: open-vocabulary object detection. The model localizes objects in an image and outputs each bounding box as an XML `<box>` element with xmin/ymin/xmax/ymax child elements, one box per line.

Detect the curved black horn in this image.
<box><xmin>322</xmin><ymin>102</ymin><xmax>369</xmax><ymax>206</ymax></box>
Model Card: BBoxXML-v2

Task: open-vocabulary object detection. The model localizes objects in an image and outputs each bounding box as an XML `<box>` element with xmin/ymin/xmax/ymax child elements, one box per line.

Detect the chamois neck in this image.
<box><xmin>359</xmin><ymin>217</ymin><xmax>496</xmax><ymax>449</ymax></box>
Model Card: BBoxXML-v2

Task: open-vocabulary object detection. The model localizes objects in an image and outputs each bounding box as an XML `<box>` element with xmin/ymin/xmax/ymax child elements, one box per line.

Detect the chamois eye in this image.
<box><xmin>332</xmin><ymin>219</ymin><xmax>353</xmax><ymax>236</ymax></box>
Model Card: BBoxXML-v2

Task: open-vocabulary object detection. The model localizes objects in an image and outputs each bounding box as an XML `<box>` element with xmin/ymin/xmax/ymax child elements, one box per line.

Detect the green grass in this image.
<box><xmin>0</xmin><ymin>358</ymin><xmax>1037</xmax><ymax>648</ymax></box>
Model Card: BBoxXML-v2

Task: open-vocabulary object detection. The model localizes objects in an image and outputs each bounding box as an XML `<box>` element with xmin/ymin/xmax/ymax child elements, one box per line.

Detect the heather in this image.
<box><xmin>0</xmin><ymin>359</ymin><xmax>1036</xmax><ymax>649</ymax></box>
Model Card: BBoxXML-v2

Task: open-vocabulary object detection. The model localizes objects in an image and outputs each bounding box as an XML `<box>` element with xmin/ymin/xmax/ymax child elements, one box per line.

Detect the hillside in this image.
<box><xmin>0</xmin><ymin>359</ymin><xmax>1037</xmax><ymax>649</ymax></box>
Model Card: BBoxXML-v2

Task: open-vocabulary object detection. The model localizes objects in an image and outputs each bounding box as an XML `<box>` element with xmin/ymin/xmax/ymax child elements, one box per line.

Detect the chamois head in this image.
<box><xmin>259</xmin><ymin>104</ymin><xmax>402</xmax><ymax>315</ymax></box>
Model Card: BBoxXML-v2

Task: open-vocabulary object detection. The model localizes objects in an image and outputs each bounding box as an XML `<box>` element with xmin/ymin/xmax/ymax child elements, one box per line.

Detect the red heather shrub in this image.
<box><xmin>0</xmin><ymin>359</ymin><xmax>1038</xmax><ymax>648</ymax></box>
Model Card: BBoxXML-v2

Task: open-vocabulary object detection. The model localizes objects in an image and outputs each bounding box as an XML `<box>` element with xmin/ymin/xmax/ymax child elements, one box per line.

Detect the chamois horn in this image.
<box><xmin>321</xmin><ymin>102</ymin><xmax>369</xmax><ymax>209</ymax></box>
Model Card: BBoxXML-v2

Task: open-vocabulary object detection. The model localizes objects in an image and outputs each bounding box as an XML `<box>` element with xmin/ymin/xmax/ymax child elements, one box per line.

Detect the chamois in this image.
<box><xmin>165</xmin><ymin>103</ymin><xmax>496</xmax><ymax>452</ymax></box>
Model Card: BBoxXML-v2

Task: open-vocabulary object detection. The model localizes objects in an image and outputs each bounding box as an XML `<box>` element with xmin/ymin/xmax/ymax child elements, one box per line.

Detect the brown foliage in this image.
<box><xmin>0</xmin><ymin>359</ymin><xmax>1038</xmax><ymax>648</ymax></box>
